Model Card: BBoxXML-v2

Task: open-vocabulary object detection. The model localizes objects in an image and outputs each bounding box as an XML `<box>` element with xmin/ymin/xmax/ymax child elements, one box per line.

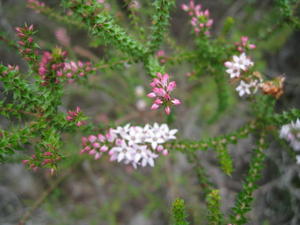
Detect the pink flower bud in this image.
<box><xmin>172</xmin><ymin>98</ymin><xmax>181</xmax><ymax>105</ymax></box>
<box><xmin>15</xmin><ymin>27</ymin><xmax>22</xmax><ymax>33</ymax></box>
<box><xmin>84</xmin><ymin>146</ymin><xmax>91</xmax><ymax>151</ymax></box>
<box><xmin>28</xmin><ymin>25</ymin><xmax>34</xmax><ymax>31</ymax></box>
<box><xmin>151</xmin><ymin>103</ymin><xmax>160</xmax><ymax>110</ymax></box>
<box><xmin>80</xmin><ymin>149</ymin><xmax>86</xmax><ymax>154</ymax></box>
<box><xmin>82</xmin><ymin>137</ymin><xmax>88</xmax><ymax>145</ymax></box>
<box><xmin>147</xmin><ymin>92</ymin><xmax>156</xmax><ymax>98</ymax></box>
<box><xmin>43</xmin><ymin>152</ymin><xmax>52</xmax><ymax>156</ymax></box>
<box><xmin>161</xmin><ymin>73</ymin><xmax>169</xmax><ymax>85</ymax></box>
<box><xmin>153</xmin><ymin>87</ymin><xmax>166</xmax><ymax>96</ymax></box>
<box><xmin>157</xmin><ymin>145</ymin><xmax>164</xmax><ymax>152</ymax></box>
<box><xmin>167</xmin><ymin>81</ymin><xmax>176</xmax><ymax>92</ymax></box>
<box><xmin>18</xmin><ymin>41</ymin><xmax>25</xmax><ymax>46</ymax></box>
<box><xmin>94</xmin><ymin>152</ymin><xmax>101</xmax><ymax>160</ymax></box>
<box><xmin>89</xmin><ymin>149</ymin><xmax>96</xmax><ymax>155</ymax></box>
<box><xmin>241</xmin><ymin>36</ymin><xmax>249</xmax><ymax>43</ymax></box>
<box><xmin>204</xmin><ymin>9</ymin><xmax>209</xmax><ymax>17</ymax></box>
<box><xmin>88</xmin><ymin>135</ymin><xmax>97</xmax><ymax>143</ymax></box>
<box><xmin>22</xmin><ymin>160</ymin><xmax>29</xmax><ymax>164</ymax></box>
<box><xmin>154</xmin><ymin>98</ymin><xmax>163</xmax><ymax>105</ymax></box>
<box><xmin>97</xmin><ymin>134</ymin><xmax>105</xmax><ymax>142</ymax></box>
<box><xmin>206</xmin><ymin>19</ymin><xmax>213</xmax><ymax>27</ymax></box>
<box><xmin>181</xmin><ymin>4</ymin><xmax>189</xmax><ymax>11</ymax></box>
<box><xmin>93</xmin><ymin>142</ymin><xmax>101</xmax><ymax>148</ymax></box>
<box><xmin>162</xmin><ymin>149</ymin><xmax>169</xmax><ymax>156</ymax></box>
<box><xmin>156</xmin><ymin>50</ymin><xmax>165</xmax><ymax>57</ymax></box>
<box><xmin>56</xmin><ymin>70</ymin><xmax>63</xmax><ymax>77</ymax></box>
<box><xmin>157</xmin><ymin>72</ymin><xmax>163</xmax><ymax>79</ymax></box>
<box><xmin>100</xmin><ymin>145</ymin><xmax>108</xmax><ymax>152</ymax></box>
<box><xmin>224</xmin><ymin>61</ymin><xmax>232</xmax><ymax>67</ymax></box>
<box><xmin>165</xmin><ymin>106</ymin><xmax>171</xmax><ymax>115</ymax></box>
<box><xmin>66</xmin><ymin>115</ymin><xmax>73</xmax><ymax>121</ymax></box>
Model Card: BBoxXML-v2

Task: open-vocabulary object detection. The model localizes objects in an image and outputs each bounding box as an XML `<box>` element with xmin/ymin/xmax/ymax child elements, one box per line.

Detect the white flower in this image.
<box><xmin>132</xmin><ymin>145</ymin><xmax>148</xmax><ymax>163</ymax></box>
<box><xmin>123</xmin><ymin>126</ymin><xmax>142</xmax><ymax>145</ymax></box>
<box><xmin>141</xmin><ymin>150</ymin><xmax>158</xmax><ymax>167</ymax></box>
<box><xmin>296</xmin><ymin>155</ymin><xmax>300</xmax><ymax>164</ymax></box>
<box><xmin>225</xmin><ymin>65</ymin><xmax>241</xmax><ymax>78</ymax></box>
<box><xmin>99</xmin><ymin>123</ymin><xmax>178</xmax><ymax>168</ymax></box>
<box><xmin>109</xmin><ymin>140</ymin><xmax>133</xmax><ymax>162</ymax></box>
<box><xmin>160</xmin><ymin>124</ymin><xmax>178</xmax><ymax>140</ymax></box>
<box><xmin>236</xmin><ymin>80</ymin><xmax>259</xmax><ymax>97</ymax></box>
<box><xmin>279</xmin><ymin>119</ymin><xmax>300</xmax><ymax>152</ymax></box>
<box><xmin>236</xmin><ymin>80</ymin><xmax>252</xmax><ymax>96</ymax></box>
<box><xmin>234</xmin><ymin>53</ymin><xmax>253</xmax><ymax>70</ymax></box>
<box><xmin>111</xmin><ymin>123</ymin><xmax>131</xmax><ymax>139</ymax></box>
<box><xmin>146</xmin><ymin>130</ymin><xmax>165</xmax><ymax>150</ymax></box>
<box><xmin>225</xmin><ymin>53</ymin><xmax>254</xmax><ymax>78</ymax></box>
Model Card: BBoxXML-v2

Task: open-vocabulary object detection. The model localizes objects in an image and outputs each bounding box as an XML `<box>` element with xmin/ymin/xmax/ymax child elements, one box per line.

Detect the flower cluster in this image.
<box><xmin>22</xmin><ymin>152</ymin><xmax>61</xmax><ymax>173</ymax></box>
<box><xmin>224</xmin><ymin>53</ymin><xmax>261</xmax><ymax>97</ymax></box>
<box><xmin>58</xmin><ymin>61</ymin><xmax>94</xmax><ymax>83</ymax></box>
<box><xmin>66</xmin><ymin>106</ymin><xmax>86</xmax><ymax>127</ymax></box>
<box><xmin>181</xmin><ymin>0</ymin><xmax>213</xmax><ymax>36</ymax></box>
<box><xmin>2</xmin><ymin>64</ymin><xmax>20</xmax><ymax>75</ymax></box>
<box><xmin>38</xmin><ymin>48</ymin><xmax>94</xmax><ymax>85</ymax></box>
<box><xmin>147</xmin><ymin>73</ymin><xmax>181</xmax><ymax>115</ymax></box>
<box><xmin>27</xmin><ymin>0</ymin><xmax>45</xmax><ymax>12</ymax></box>
<box><xmin>225</xmin><ymin>53</ymin><xmax>285</xmax><ymax>98</ymax></box>
<box><xmin>280</xmin><ymin>119</ymin><xmax>300</xmax><ymax>164</ymax></box>
<box><xmin>235</xmin><ymin>36</ymin><xmax>256</xmax><ymax>53</ymax></box>
<box><xmin>38</xmin><ymin>50</ymin><xmax>67</xmax><ymax>85</ymax></box>
<box><xmin>80</xmin><ymin>123</ymin><xmax>177</xmax><ymax>168</ymax></box>
<box><xmin>16</xmin><ymin>25</ymin><xmax>38</xmax><ymax>63</ymax></box>
<box><xmin>156</xmin><ymin>50</ymin><xmax>167</xmax><ymax>64</ymax></box>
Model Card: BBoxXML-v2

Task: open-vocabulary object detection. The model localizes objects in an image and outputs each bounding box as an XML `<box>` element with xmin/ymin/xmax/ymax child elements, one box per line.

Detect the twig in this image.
<box><xmin>18</xmin><ymin>167</ymin><xmax>75</xmax><ymax>225</ymax></box>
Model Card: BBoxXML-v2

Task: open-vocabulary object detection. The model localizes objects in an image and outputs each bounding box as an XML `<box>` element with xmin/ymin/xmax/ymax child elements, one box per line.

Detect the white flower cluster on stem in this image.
<box><xmin>224</xmin><ymin>53</ymin><xmax>262</xmax><ymax>97</ymax></box>
<box><xmin>280</xmin><ymin>119</ymin><xmax>300</xmax><ymax>164</ymax></box>
<box><xmin>80</xmin><ymin>123</ymin><xmax>177</xmax><ymax>168</ymax></box>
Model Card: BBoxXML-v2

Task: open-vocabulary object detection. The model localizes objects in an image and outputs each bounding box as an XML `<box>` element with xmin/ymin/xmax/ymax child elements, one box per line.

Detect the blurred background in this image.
<box><xmin>1</xmin><ymin>0</ymin><xmax>300</xmax><ymax>224</ymax></box>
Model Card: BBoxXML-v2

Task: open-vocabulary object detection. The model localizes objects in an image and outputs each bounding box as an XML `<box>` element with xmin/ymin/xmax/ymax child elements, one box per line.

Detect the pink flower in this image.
<box><xmin>88</xmin><ymin>135</ymin><xmax>97</xmax><ymax>143</ymax></box>
<box><xmin>235</xmin><ymin>36</ymin><xmax>256</xmax><ymax>52</ymax></box>
<box><xmin>147</xmin><ymin>73</ymin><xmax>181</xmax><ymax>114</ymax></box>
<box><xmin>182</xmin><ymin>0</ymin><xmax>213</xmax><ymax>36</ymax></box>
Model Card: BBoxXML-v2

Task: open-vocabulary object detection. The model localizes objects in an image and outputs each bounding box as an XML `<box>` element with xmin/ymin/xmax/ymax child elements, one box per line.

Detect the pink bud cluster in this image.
<box><xmin>2</xmin><ymin>65</ymin><xmax>20</xmax><ymax>76</ymax></box>
<box><xmin>181</xmin><ymin>0</ymin><xmax>213</xmax><ymax>36</ymax></box>
<box><xmin>16</xmin><ymin>25</ymin><xmax>38</xmax><ymax>62</ymax></box>
<box><xmin>80</xmin><ymin>130</ymin><xmax>114</xmax><ymax>160</ymax></box>
<box><xmin>38</xmin><ymin>51</ymin><xmax>66</xmax><ymax>85</ymax></box>
<box><xmin>27</xmin><ymin>0</ymin><xmax>46</xmax><ymax>12</ymax></box>
<box><xmin>147</xmin><ymin>73</ymin><xmax>181</xmax><ymax>115</ymax></box>
<box><xmin>156</xmin><ymin>50</ymin><xmax>167</xmax><ymax>64</ymax></box>
<box><xmin>22</xmin><ymin>151</ymin><xmax>61</xmax><ymax>173</ymax></box>
<box><xmin>57</xmin><ymin>61</ymin><xmax>94</xmax><ymax>83</ymax></box>
<box><xmin>66</xmin><ymin>106</ymin><xmax>86</xmax><ymax>127</ymax></box>
<box><xmin>235</xmin><ymin>36</ymin><xmax>256</xmax><ymax>53</ymax></box>
<box><xmin>80</xmin><ymin>123</ymin><xmax>177</xmax><ymax>168</ymax></box>
<box><xmin>38</xmin><ymin>50</ymin><xmax>94</xmax><ymax>85</ymax></box>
